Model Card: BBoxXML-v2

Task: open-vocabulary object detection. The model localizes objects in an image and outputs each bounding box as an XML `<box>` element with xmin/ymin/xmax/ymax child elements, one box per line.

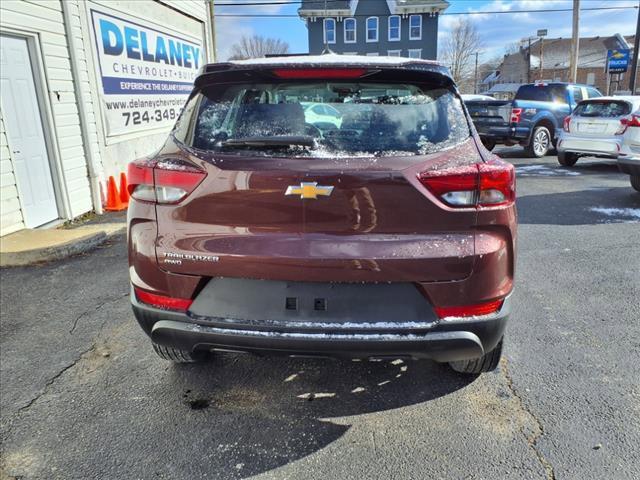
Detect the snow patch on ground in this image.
<box><xmin>590</xmin><ymin>207</ymin><xmax>640</xmax><ymax>222</ymax></box>
<box><xmin>515</xmin><ymin>165</ymin><xmax>581</xmax><ymax>177</ymax></box>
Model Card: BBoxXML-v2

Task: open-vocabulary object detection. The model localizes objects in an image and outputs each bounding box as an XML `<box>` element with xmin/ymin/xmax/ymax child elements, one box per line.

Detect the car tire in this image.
<box><xmin>558</xmin><ymin>151</ymin><xmax>579</xmax><ymax>166</ymax></box>
<box><xmin>525</xmin><ymin>125</ymin><xmax>552</xmax><ymax>158</ymax></box>
<box><xmin>448</xmin><ymin>338</ymin><xmax>503</xmax><ymax>374</ymax></box>
<box><xmin>631</xmin><ymin>174</ymin><xmax>640</xmax><ymax>192</ymax></box>
<box><xmin>481</xmin><ymin>137</ymin><xmax>496</xmax><ymax>151</ymax></box>
<box><xmin>152</xmin><ymin>343</ymin><xmax>210</xmax><ymax>363</ymax></box>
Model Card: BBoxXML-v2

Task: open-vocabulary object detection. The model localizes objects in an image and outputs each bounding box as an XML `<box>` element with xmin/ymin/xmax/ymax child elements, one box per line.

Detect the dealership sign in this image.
<box><xmin>607</xmin><ymin>49</ymin><xmax>630</xmax><ymax>74</ymax></box>
<box><xmin>90</xmin><ymin>8</ymin><xmax>202</xmax><ymax>137</ymax></box>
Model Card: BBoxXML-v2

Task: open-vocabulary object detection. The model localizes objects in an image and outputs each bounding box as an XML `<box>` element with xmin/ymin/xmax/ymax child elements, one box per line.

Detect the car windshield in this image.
<box><xmin>174</xmin><ymin>81</ymin><xmax>470</xmax><ymax>157</ymax></box>
<box><xmin>573</xmin><ymin>100</ymin><xmax>631</xmax><ymax>117</ymax></box>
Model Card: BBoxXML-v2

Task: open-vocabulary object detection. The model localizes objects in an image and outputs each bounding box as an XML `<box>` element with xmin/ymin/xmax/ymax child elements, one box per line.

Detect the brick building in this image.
<box><xmin>482</xmin><ymin>34</ymin><xmax>638</xmax><ymax>98</ymax></box>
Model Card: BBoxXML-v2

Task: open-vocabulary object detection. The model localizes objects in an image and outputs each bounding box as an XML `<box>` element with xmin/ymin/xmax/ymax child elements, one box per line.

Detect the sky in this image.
<box><xmin>214</xmin><ymin>0</ymin><xmax>640</xmax><ymax>62</ymax></box>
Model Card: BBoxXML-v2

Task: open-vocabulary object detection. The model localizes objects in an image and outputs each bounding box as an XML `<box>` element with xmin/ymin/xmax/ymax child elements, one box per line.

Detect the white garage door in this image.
<box><xmin>0</xmin><ymin>35</ymin><xmax>58</xmax><ymax>228</ymax></box>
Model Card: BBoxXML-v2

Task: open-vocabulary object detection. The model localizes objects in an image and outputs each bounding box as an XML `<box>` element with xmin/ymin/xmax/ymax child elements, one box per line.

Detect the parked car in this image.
<box><xmin>465</xmin><ymin>82</ymin><xmax>602</xmax><ymax>157</ymax></box>
<box><xmin>557</xmin><ymin>96</ymin><xmax>640</xmax><ymax>173</ymax></box>
<box><xmin>126</xmin><ymin>55</ymin><xmax>517</xmax><ymax>374</ymax></box>
<box><xmin>619</xmin><ymin>156</ymin><xmax>640</xmax><ymax>192</ymax></box>
<box><xmin>461</xmin><ymin>94</ymin><xmax>496</xmax><ymax>102</ymax></box>
<box><xmin>302</xmin><ymin>102</ymin><xmax>343</xmax><ymax>130</ymax></box>
<box><xmin>463</xmin><ymin>97</ymin><xmax>512</xmax><ymax>151</ymax></box>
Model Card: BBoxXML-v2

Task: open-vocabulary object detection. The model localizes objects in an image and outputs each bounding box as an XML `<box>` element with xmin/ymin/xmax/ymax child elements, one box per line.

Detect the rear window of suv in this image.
<box><xmin>573</xmin><ymin>100</ymin><xmax>631</xmax><ymax>117</ymax></box>
<box><xmin>516</xmin><ymin>85</ymin><xmax>567</xmax><ymax>103</ymax></box>
<box><xmin>173</xmin><ymin>81</ymin><xmax>470</xmax><ymax>157</ymax></box>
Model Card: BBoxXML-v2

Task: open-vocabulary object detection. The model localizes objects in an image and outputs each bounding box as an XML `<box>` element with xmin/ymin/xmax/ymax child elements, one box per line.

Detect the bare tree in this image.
<box><xmin>439</xmin><ymin>19</ymin><xmax>483</xmax><ymax>92</ymax></box>
<box><xmin>228</xmin><ymin>35</ymin><xmax>290</xmax><ymax>60</ymax></box>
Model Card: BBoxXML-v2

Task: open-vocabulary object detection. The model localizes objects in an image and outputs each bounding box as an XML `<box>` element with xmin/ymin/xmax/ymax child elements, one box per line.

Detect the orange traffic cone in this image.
<box><xmin>119</xmin><ymin>172</ymin><xmax>130</xmax><ymax>206</ymax></box>
<box><xmin>104</xmin><ymin>176</ymin><xmax>126</xmax><ymax>211</ymax></box>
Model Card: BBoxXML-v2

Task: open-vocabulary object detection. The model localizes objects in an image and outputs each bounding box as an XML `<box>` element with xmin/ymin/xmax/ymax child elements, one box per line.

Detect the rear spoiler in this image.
<box><xmin>194</xmin><ymin>62</ymin><xmax>454</xmax><ymax>89</ymax></box>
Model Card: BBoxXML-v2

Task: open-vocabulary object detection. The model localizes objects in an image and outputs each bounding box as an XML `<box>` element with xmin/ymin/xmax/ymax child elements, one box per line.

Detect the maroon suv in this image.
<box><xmin>127</xmin><ymin>55</ymin><xmax>516</xmax><ymax>374</ymax></box>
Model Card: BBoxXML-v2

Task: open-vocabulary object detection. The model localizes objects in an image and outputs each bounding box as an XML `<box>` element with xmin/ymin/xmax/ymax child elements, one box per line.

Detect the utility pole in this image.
<box><xmin>527</xmin><ymin>37</ymin><xmax>532</xmax><ymax>83</ymax></box>
<box><xmin>569</xmin><ymin>0</ymin><xmax>580</xmax><ymax>83</ymax></box>
<box><xmin>474</xmin><ymin>51</ymin><xmax>479</xmax><ymax>94</ymax></box>
<box><xmin>536</xmin><ymin>29</ymin><xmax>548</xmax><ymax>80</ymax></box>
<box><xmin>207</xmin><ymin>0</ymin><xmax>217</xmax><ymax>62</ymax></box>
<box><xmin>540</xmin><ymin>37</ymin><xmax>544</xmax><ymax>79</ymax></box>
<box><xmin>629</xmin><ymin>1</ymin><xmax>640</xmax><ymax>93</ymax></box>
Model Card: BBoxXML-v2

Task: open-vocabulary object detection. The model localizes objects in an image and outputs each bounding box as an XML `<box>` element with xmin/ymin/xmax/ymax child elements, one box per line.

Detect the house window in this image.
<box><xmin>409</xmin><ymin>15</ymin><xmax>422</xmax><ymax>40</ymax></box>
<box><xmin>366</xmin><ymin>17</ymin><xmax>379</xmax><ymax>42</ymax></box>
<box><xmin>388</xmin><ymin>15</ymin><xmax>401</xmax><ymax>41</ymax></box>
<box><xmin>408</xmin><ymin>49</ymin><xmax>422</xmax><ymax>59</ymax></box>
<box><xmin>587</xmin><ymin>72</ymin><xmax>595</xmax><ymax>85</ymax></box>
<box><xmin>324</xmin><ymin>18</ymin><xmax>336</xmax><ymax>44</ymax></box>
<box><xmin>388</xmin><ymin>50</ymin><xmax>401</xmax><ymax>57</ymax></box>
<box><xmin>344</xmin><ymin>18</ymin><xmax>356</xmax><ymax>43</ymax></box>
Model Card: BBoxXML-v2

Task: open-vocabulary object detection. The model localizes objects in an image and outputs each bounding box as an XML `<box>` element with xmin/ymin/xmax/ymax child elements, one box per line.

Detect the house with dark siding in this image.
<box><xmin>298</xmin><ymin>0</ymin><xmax>449</xmax><ymax>60</ymax></box>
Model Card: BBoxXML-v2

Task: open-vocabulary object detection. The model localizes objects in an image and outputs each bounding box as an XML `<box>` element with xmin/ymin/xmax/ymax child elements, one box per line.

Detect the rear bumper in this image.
<box><xmin>558</xmin><ymin>134</ymin><xmax>621</xmax><ymax>158</ymax></box>
<box><xmin>474</xmin><ymin>124</ymin><xmax>529</xmax><ymax>144</ymax></box>
<box><xmin>132</xmin><ymin>288</ymin><xmax>511</xmax><ymax>362</ymax></box>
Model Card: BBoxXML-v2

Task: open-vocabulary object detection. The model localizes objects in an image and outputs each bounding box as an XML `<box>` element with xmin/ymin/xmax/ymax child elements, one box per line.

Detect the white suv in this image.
<box><xmin>557</xmin><ymin>96</ymin><xmax>640</xmax><ymax>167</ymax></box>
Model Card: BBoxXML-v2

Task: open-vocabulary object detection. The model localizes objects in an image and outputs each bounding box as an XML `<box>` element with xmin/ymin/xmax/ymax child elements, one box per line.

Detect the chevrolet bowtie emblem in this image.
<box><xmin>285</xmin><ymin>182</ymin><xmax>334</xmax><ymax>199</ymax></box>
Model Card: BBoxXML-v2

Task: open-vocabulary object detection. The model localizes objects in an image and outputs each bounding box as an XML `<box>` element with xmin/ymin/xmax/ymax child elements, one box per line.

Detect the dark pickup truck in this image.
<box><xmin>465</xmin><ymin>83</ymin><xmax>602</xmax><ymax>157</ymax></box>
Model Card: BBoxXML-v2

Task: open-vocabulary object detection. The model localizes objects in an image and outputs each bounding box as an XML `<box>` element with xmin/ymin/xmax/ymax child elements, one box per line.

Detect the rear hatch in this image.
<box><xmin>568</xmin><ymin>99</ymin><xmax>633</xmax><ymax>137</ymax></box>
<box><xmin>153</xmin><ymin>65</ymin><xmax>483</xmax><ymax>283</ymax></box>
<box><xmin>464</xmin><ymin>100</ymin><xmax>512</xmax><ymax>133</ymax></box>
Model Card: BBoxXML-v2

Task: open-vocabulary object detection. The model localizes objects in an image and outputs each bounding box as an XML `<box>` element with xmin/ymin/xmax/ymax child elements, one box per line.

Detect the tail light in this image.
<box><xmin>616</xmin><ymin>114</ymin><xmax>640</xmax><ymax>134</ymax></box>
<box><xmin>272</xmin><ymin>68</ymin><xmax>368</xmax><ymax>79</ymax></box>
<box><xmin>134</xmin><ymin>286</ymin><xmax>193</xmax><ymax>312</ymax></box>
<box><xmin>510</xmin><ymin>107</ymin><xmax>523</xmax><ymax>123</ymax></box>
<box><xmin>418</xmin><ymin>160</ymin><xmax>515</xmax><ymax>208</ymax></box>
<box><xmin>434</xmin><ymin>299</ymin><xmax>504</xmax><ymax>319</ymax></box>
<box><xmin>127</xmin><ymin>159</ymin><xmax>206</xmax><ymax>204</ymax></box>
<box><xmin>563</xmin><ymin>116</ymin><xmax>572</xmax><ymax>133</ymax></box>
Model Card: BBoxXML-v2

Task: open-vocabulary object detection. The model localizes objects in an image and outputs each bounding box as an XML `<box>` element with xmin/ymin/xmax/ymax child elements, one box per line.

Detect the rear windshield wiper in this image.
<box><xmin>220</xmin><ymin>136</ymin><xmax>317</xmax><ymax>149</ymax></box>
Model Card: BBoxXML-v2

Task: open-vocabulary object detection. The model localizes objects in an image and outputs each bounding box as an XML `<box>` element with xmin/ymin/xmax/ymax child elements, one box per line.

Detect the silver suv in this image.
<box><xmin>557</xmin><ymin>96</ymin><xmax>640</xmax><ymax>163</ymax></box>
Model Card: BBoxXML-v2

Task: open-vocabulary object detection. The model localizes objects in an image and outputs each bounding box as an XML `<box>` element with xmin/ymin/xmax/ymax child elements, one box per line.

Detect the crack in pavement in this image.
<box><xmin>69</xmin><ymin>292</ymin><xmax>128</xmax><ymax>334</ymax></box>
<box><xmin>501</xmin><ymin>357</ymin><xmax>556</xmax><ymax>480</ymax></box>
<box><xmin>13</xmin><ymin>343</ymin><xmax>97</xmax><ymax>416</ymax></box>
<box><xmin>11</xmin><ymin>302</ymin><xmax>119</xmax><ymax>421</ymax></box>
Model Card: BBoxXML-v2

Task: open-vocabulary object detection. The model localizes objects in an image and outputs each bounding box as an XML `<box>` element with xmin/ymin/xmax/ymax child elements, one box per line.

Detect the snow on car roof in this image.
<box><xmin>228</xmin><ymin>53</ymin><xmax>442</xmax><ymax>67</ymax></box>
<box><xmin>580</xmin><ymin>95</ymin><xmax>640</xmax><ymax>109</ymax></box>
<box><xmin>583</xmin><ymin>95</ymin><xmax>640</xmax><ymax>101</ymax></box>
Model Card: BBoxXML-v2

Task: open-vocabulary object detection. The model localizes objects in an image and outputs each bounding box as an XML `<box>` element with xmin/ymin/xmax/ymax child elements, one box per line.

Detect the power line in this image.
<box><xmin>213</xmin><ymin>5</ymin><xmax>638</xmax><ymax>16</ymax></box>
<box><xmin>216</xmin><ymin>0</ymin><xmax>631</xmax><ymax>4</ymax></box>
<box><xmin>217</xmin><ymin>0</ymin><xmax>345</xmax><ymax>5</ymax></box>
<box><xmin>216</xmin><ymin>0</ymin><xmax>632</xmax><ymax>5</ymax></box>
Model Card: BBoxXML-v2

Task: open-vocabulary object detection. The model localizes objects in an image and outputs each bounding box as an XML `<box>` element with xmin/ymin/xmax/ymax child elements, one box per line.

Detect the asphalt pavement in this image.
<box><xmin>1</xmin><ymin>149</ymin><xmax>639</xmax><ymax>480</ymax></box>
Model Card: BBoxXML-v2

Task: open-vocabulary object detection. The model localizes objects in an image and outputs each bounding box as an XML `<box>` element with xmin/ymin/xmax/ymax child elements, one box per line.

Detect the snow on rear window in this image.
<box><xmin>175</xmin><ymin>81</ymin><xmax>470</xmax><ymax>158</ymax></box>
<box><xmin>574</xmin><ymin>101</ymin><xmax>631</xmax><ymax>118</ymax></box>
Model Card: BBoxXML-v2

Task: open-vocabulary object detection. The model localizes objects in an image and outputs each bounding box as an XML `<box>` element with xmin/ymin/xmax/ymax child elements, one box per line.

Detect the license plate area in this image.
<box><xmin>578</xmin><ymin>122</ymin><xmax>605</xmax><ymax>133</ymax></box>
<box><xmin>189</xmin><ymin>278</ymin><xmax>437</xmax><ymax>327</ymax></box>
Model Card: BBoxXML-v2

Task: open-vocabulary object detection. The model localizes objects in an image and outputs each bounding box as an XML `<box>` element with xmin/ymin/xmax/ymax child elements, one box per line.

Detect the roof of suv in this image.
<box><xmin>228</xmin><ymin>53</ymin><xmax>441</xmax><ymax>67</ymax></box>
<box><xmin>197</xmin><ymin>53</ymin><xmax>450</xmax><ymax>79</ymax></box>
<box><xmin>523</xmin><ymin>82</ymin><xmax>597</xmax><ymax>89</ymax></box>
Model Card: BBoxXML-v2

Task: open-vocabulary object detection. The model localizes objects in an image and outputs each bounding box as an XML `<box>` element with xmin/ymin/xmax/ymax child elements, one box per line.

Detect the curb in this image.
<box><xmin>0</xmin><ymin>227</ymin><xmax>125</xmax><ymax>268</ymax></box>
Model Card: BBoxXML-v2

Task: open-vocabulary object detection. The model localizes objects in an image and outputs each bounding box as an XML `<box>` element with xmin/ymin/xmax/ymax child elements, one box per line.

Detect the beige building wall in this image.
<box><xmin>0</xmin><ymin>0</ymin><xmax>213</xmax><ymax>236</ymax></box>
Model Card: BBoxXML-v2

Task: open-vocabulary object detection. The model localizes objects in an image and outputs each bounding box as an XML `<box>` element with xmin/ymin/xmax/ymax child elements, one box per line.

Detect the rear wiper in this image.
<box><xmin>220</xmin><ymin>135</ymin><xmax>317</xmax><ymax>149</ymax></box>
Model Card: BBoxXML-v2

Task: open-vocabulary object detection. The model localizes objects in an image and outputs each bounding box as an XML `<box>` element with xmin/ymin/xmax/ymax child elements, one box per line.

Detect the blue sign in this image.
<box><xmin>608</xmin><ymin>49</ymin><xmax>630</xmax><ymax>74</ymax></box>
<box><xmin>90</xmin><ymin>8</ymin><xmax>203</xmax><ymax>137</ymax></box>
